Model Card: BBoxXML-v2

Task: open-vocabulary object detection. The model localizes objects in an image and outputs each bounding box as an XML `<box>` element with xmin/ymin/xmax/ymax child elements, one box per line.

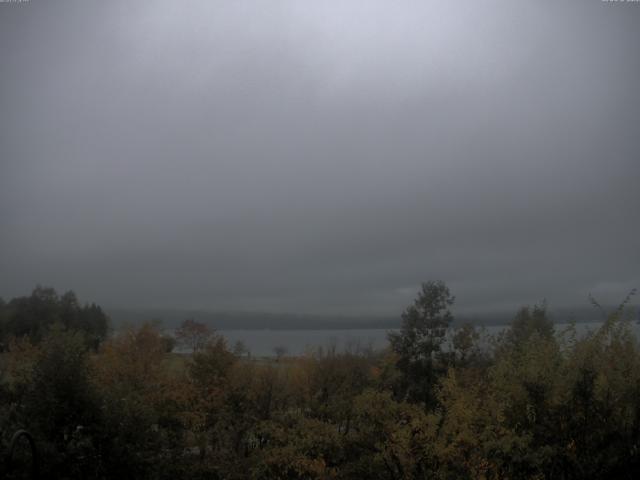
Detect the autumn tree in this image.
<box><xmin>185</xmin><ymin>335</ymin><xmax>243</xmax><ymax>470</ymax></box>
<box><xmin>189</xmin><ymin>335</ymin><xmax>237</xmax><ymax>389</ymax></box>
<box><xmin>175</xmin><ymin>318</ymin><xmax>212</xmax><ymax>353</ymax></box>
<box><xmin>91</xmin><ymin>322</ymin><xmax>179</xmax><ymax>477</ymax></box>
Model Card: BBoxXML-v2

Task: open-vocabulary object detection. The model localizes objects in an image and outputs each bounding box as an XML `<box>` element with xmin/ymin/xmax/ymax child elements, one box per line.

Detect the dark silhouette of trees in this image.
<box><xmin>2</xmin><ymin>284</ymin><xmax>640</xmax><ymax>479</ymax></box>
<box><xmin>0</xmin><ymin>286</ymin><xmax>109</xmax><ymax>348</ymax></box>
<box><xmin>388</xmin><ymin>280</ymin><xmax>455</xmax><ymax>406</ymax></box>
<box><xmin>506</xmin><ymin>302</ymin><xmax>554</xmax><ymax>348</ymax></box>
<box><xmin>20</xmin><ymin>326</ymin><xmax>101</xmax><ymax>476</ymax></box>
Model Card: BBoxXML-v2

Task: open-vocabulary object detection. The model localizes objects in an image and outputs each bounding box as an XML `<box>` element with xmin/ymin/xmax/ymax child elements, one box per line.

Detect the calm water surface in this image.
<box><xmin>216</xmin><ymin>322</ymin><xmax>638</xmax><ymax>357</ymax></box>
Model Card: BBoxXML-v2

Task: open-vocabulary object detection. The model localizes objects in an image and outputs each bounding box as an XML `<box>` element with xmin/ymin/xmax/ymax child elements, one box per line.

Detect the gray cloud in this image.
<box><xmin>1</xmin><ymin>0</ymin><xmax>639</xmax><ymax>316</ymax></box>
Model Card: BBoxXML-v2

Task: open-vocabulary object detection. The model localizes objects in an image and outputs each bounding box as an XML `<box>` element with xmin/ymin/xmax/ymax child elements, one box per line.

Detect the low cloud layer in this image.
<box><xmin>1</xmin><ymin>0</ymin><xmax>639</xmax><ymax>315</ymax></box>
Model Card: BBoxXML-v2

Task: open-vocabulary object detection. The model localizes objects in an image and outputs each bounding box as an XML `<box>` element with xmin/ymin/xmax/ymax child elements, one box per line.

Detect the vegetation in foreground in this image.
<box><xmin>0</xmin><ymin>283</ymin><xmax>639</xmax><ymax>479</ymax></box>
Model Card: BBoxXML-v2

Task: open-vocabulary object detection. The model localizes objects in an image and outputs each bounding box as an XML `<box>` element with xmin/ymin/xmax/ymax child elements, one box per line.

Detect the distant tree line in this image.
<box><xmin>0</xmin><ymin>283</ymin><xmax>639</xmax><ymax>479</ymax></box>
<box><xmin>0</xmin><ymin>286</ymin><xmax>109</xmax><ymax>350</ymax></box>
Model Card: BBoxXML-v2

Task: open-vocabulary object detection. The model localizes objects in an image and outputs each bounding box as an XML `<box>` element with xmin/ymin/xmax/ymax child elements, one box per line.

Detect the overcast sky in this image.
<box><xmin>1</xmin><ymin>0</ymin><xmax>639</xmax><ymax>316</ymax></box>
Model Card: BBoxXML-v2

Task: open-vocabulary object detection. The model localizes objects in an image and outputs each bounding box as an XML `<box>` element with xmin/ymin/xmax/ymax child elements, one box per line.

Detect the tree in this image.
<box><xmin>344</xmin><ymin>390</ymin><xmax>437</xmax><ymax>479</ymax></box>
<box><xmin>1</xmin><ymin>287</ymin><xmax>109</xmax><ymax>348</ymax></box>
<box><xmin>450</xmin><ymin>322</ymin><xmax>483</xmax><ymax>367</ymax></box>
<box><xmin>161</xmin><ymin>334</ymin><xmax>177</xmax><ymax>353</ymax></box>
<box><xmin>4</xmin><ymin>286</ymin><xmax>61</xmax><ymax>341</ymax></box>
<box><xmin>190</xmin><ymin>336</ymin><xmax>237</xmax><ymax>389</ymax></box>
<box><xmin>233</xmin><ymin>339</ymin><xmax>250</xmax><ymax>357</ymax></box>
<box><xmin>506</xmin><ymin>302</ymin><xmax>554</xmax><ymax>348</ymax></box>
<box><xmin>388</xmin><ymin>280</ymin><xmax>455</xmax><ymax>407</ymax></box>
<box><xmin>175</xmin><ymin>318</ymin><xmax>212</xmax><ymax>353</ymax></box>
<box><xmin>22</xmin><ymin>326</ymin><xmax>101</xmax><ymax>476</ymax></box>
<box><xmin>91</xmin><ymin>322</ymin><xmax>175</xmax><ymax>477</ymax></box>
<box><xmin>273</xmin><ymin>345</ymin><xmax>288</xmax><ymax>361</ymax></box>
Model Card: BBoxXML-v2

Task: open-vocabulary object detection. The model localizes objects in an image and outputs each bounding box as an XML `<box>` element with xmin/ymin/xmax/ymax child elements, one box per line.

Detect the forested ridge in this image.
<box><xmin>1</xmin><ymin>283</ymin><xmax>639</xmax><ymax>479</ymax></box>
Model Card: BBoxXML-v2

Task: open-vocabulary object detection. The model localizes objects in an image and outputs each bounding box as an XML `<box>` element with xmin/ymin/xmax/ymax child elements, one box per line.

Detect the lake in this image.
<box><xmin>215</xmin><ymin>321</ymin><xmax>638</xmax><ymax>357</ymax></box>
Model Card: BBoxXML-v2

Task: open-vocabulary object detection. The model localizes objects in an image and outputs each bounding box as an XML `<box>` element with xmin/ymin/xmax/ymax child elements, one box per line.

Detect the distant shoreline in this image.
<box><xmin>105</xmin><ymin>305</ymin><xmax>627</xmax><ymax>331</ymax></box>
